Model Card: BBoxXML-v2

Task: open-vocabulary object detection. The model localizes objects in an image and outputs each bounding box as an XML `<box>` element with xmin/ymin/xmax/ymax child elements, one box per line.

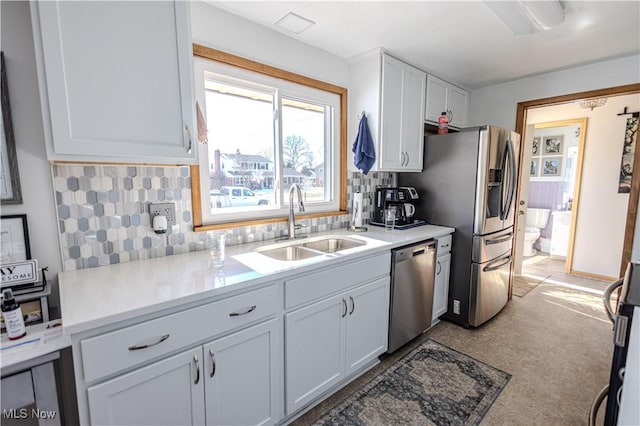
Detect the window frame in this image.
<box><xmin>190</xmin><ymin>44</ymin><xmax>347</xmax><ymax>231</ymax></box>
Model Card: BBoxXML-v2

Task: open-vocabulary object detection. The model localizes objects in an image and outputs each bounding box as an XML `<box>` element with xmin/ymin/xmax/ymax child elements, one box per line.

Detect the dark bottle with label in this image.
<box><xmin>2</xmin><ymin>289</ymin><xmax>26</xmax><ymax>340</ymax></box>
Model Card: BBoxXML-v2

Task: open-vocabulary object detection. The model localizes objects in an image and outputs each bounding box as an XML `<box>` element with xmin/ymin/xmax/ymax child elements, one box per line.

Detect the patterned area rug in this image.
<box><xmin>513</xmin><ymin>274</ymin><xmax>550</xmax><ymax>297</ymax></box>
<box><xmin>312</xmin><ymin>340</ymin><xmax>511</xmax><ymax>426</ymax></box>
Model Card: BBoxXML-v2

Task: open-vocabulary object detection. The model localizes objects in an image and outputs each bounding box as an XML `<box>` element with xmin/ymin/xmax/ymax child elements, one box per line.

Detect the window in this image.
<box><xmin>192</xmin><ymin>47</ymin><xmax>347</xmax><ymax>229</ymax></box>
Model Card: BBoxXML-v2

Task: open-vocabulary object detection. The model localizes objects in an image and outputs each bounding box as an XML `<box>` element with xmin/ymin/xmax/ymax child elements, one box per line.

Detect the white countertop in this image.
<box><xmin>58</xmin><ymin>225</ymin><xmax>454</xmax><ymax>335</ymax></box>
<box><xmin>1</xmin><ymin>320</ymin><xmax>71</xmax><ymax>371</ymax></box>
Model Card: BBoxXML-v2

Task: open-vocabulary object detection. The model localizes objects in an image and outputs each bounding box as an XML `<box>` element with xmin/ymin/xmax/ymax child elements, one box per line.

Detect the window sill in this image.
<box><xmin>193</xmin><ymin>210</ymin><xmax>348</xmax><ymax>232</ymax></box>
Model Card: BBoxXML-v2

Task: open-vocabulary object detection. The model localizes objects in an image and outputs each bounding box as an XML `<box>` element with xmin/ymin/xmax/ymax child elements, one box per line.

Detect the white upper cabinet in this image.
<box><xmin>349</xmin><ymin>50</ymin><xmax>426</xmax><ymax>172</ymax></box>
<box><xmin>425</xmin><ymin>74</ymin><xmax>469</xmax><ymax>129</ymax></box>
<box><xmin>31</xmin><ymin>1</ymin><xmax>197</xmax><ymax>164</ymax></box>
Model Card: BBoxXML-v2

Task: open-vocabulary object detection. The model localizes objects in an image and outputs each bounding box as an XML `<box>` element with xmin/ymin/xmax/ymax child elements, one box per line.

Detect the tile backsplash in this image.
<box><xmin>52</xmin><ymin>165</ymin><xmax>392</xmax><ymax>271</ymax></box>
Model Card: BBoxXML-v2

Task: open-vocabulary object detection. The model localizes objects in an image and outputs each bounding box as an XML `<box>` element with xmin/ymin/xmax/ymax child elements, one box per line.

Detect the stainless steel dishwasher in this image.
<box><xmin>388</xmin><ymin>240</ymin><xmax>437</xmax><ymax>353</ymax></box>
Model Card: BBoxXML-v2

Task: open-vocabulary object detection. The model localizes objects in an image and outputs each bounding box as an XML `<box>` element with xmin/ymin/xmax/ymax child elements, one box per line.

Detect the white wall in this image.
<box><xmin>469</xmin><ymin>55</ymin><xmax>640</xmax><ymax>130</ymax></box>
<box><xmin>190</xmin><ymin>2</ymin><xmax>349</xmax><ymax>88</ymax></box>
<box><xmin>526</xmin><ymin>93</ymin><xmax>640</xmax><ymax>278</ymax></box>
<box><xmin>1</xmin><ymin>1</ymin><xmax>62</xmax><ymax>313</ymax></box>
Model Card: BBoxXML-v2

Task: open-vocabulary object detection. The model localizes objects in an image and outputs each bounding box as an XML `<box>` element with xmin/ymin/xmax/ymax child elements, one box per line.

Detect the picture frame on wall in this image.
<box><xmin>542</xmin><ymin>135</ymin><xmax>563</xmax><ymax>155</ymax></box>
<box><xmin>541</xmin><ymin>157</ymin><xmax>562</xmax><ymax>177</ymax></box>
<box><xmin>532</xmin><ymin>137</ymin><xmax>540</xmax><ymax>156</ymax></box>
<box><xmin>530</xmin><ymin>158</ymin><xmax>538</xmax><ymax>176</ymax></box>
<box><xmin>0</xmin><ymin>214</ymin><xmax>31</xmax><ymax>262</ymax></box>
<box><xmin>1</xmin><ymin>52</ymin><xmax>23</xmax><ymax>205</ymax></box>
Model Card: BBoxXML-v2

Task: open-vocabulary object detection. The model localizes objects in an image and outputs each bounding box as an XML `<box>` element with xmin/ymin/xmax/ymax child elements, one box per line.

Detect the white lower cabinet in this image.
<box><xmin>285</xmin><ymin>277</ymin><xmax>390</xmax><ymax>415</ymax></box>
<box><xmin>86</xmin><ymin>317</ymin><xmax>281</xmax><ymax>426</ymax></box>
<box><xmin>432</xmin><ymin>252</ymin><xmax>452</xmax><ymax>324</ymax></box>
<box><xmin>87</xmin><ymin>347</ymin><xmax>206</xmax><ymax>425</ymax></box>
<box><xmin>203</xmin><ymin>319</ymin><xmax>281</xmax><ymax>426</ymax></box>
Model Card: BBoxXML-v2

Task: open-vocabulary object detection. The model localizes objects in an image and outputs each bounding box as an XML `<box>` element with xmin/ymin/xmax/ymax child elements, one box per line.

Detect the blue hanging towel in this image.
<box><xmin>352</xmin><ymin>115</ymin><xmax>376</xmax><ymax>175</ymax></box>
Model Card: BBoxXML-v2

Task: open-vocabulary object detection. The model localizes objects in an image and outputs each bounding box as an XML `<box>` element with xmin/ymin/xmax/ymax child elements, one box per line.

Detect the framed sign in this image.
<box><xmin>1</xmin><ymin>52</ymin><xmax>22</xmax><ymax>204</ymax></box>
<box><xmin>1</xmin><ymin>214</ymin><xmax>31</xmax><ymax>262</ymax></box>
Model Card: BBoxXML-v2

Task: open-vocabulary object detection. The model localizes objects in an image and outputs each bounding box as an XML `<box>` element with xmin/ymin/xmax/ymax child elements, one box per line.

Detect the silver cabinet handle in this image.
<box><xmin>128</xmin><ymin>334</ymin><xmax>170</xmax><ymax>351</ymax></box>
<box><xmin>342</xmin><ymin>298</ymin><xmax>347</xmax><ymax>318</ymax></box>
<box><xmin>405</xmin><ymin>152</ymin><xmax>410</xmax><ymax>166</ymax></box>
<box><xmin>209</xmin><ymin>349</ymin><xmax>216</xmax><ymax>378</ymax></box>
<box><xmin>349</xmin><ymin>296</ymin><xmax>355</xmax><ymax>315</ymax></box>
<box><xmin>193</xmin><ymin>354</ymin><xmax>200</xmax><ymax>385</ymax></box>
<box><xmin>448</xmin><ymin>109</ymin><xmax>453</xmax><ymax>125</ymax></box>
<box><xmin>185</xmin><ymin>125</ymin><xmax>192</xmax><ymax>154</ymax></box>
<box><xmin>229</xmin><ymin>305</ymin><xmax>256</xmax><ymax>317</ymax></box>
<box><xmin>437</xmin><ymin>260</ymin><xmax>442</xmax><ymax>275</ymax></box>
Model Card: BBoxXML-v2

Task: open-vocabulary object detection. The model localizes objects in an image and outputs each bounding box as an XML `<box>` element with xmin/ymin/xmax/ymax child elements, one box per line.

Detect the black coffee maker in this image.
<box><xmin>372</xmin><ymin>187</ymin><xmax>419</xmax><ymax>227</ymax></box>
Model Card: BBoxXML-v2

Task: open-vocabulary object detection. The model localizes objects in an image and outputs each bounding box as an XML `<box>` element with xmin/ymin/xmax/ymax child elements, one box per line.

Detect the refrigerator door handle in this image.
<box><xmin>485</xmin><ymin>232</ymin><xmax>514</xmax><ymax>245</ymax></box>
<box><xmin>499</xmin><ymin>142</ymin><xmax>509</xmax><ymax>220</ymax></box>
<box><xmin>483</xmin><ymin>254</ymin><xmax>512</xmax><ymax>272</ymax></box>
<box><xmin>502</xmin><ymin>139</ymin><xmax>517</xmax><ymax>220</ymax></box>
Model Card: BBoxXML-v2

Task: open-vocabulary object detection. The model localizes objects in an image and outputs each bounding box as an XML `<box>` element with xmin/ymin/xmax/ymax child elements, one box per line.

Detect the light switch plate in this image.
<box><xmin>150</xmin><ymin>202</ymin><xmax>176</xmax><ymax>226</ymax></box>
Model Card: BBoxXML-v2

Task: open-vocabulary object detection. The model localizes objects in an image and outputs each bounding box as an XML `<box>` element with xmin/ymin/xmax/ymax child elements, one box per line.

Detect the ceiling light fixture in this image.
<box><xmin>485</xmin><ymin>1</ymin><xmax>565</xmax><ymax>35</ymax></box>
<box><xmin>578</xmin><ymin>98</ymin><xmax>608</xmax><ymax>111</ymax></box>
<box><xmin>274</xmin><ymin>12</ymin><xmax>315</xmax><ymax>35</ymax></box>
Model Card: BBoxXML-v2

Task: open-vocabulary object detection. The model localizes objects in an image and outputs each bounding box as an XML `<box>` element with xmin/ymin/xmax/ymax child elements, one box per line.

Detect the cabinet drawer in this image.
<box><xmin>81</xmin><ymin>285</ymin><xmax>279</xmax><ymax>383</ymax></box>
<box><xmin>285</xmin><ymin>253</ymin><xmax>390</xmax><ymax>309</ymax></box>
<box><xmin>437</xmin><ymin>234</ymin><xmax>452</xmax><ymax>255</ymax></box>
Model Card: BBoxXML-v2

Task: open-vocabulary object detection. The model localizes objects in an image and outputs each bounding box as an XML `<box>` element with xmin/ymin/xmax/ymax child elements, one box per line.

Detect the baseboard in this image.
<box><xmin>570</xmin><ymin>269</ymin><xmax>618</xmax><ymax>282</ymax></box>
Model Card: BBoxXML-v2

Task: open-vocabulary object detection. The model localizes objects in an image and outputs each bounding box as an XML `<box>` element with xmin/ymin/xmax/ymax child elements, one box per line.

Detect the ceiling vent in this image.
<box><xmin>485</xmin><ymin>1</ymin><xmax>565</xmax><ymax>35</ymax></box>
<box><xmin>274</xmin><ymin>12</ymin><xmax>315</xmax><ymax>34</ymax></box>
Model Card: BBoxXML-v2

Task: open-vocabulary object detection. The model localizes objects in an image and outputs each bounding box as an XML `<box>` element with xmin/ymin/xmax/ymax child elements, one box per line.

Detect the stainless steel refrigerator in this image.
<box><xmin>398</xmin><ymin>125</ymin><xmax>520</xmax><ymax>327</ymax></box>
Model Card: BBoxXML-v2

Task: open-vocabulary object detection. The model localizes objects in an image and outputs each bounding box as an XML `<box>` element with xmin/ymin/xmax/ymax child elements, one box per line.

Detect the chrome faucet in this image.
<box><xmin>286</xmin><ymin>183</ymin><xmax>305</xmax><ymax>240</ymax></box>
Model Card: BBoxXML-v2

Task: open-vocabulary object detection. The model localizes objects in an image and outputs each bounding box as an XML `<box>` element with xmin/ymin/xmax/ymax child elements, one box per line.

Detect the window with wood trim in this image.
<box><xmin>191</xmin><ymin>46</ymin><xmax>347</xmax><ymax>230</ymax></box>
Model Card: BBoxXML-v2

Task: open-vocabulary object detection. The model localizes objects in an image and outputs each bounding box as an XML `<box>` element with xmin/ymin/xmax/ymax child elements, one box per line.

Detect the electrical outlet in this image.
<box><xmin>453</xmin><ymin>300</ymin><xmax>460</xmax><ymax>315</ymax></box>
<box><xmin>150</xmin><ymin>202</ymin><xmax>176</xmax><ymax>226</ymax></box>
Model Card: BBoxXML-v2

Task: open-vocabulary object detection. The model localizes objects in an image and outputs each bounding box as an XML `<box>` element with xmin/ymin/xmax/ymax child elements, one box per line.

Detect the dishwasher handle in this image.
<box><xmin>393</xmin><ymin>241</ymin><xmax>436</xmax><ymax>263</ymax></box>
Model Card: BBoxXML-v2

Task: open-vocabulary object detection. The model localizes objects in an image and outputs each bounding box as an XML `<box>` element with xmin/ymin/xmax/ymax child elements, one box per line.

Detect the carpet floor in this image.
<box><xmin>312</xmin><ymin>340</ymin><xmax>510</xmax><ymax>426</ymax></box>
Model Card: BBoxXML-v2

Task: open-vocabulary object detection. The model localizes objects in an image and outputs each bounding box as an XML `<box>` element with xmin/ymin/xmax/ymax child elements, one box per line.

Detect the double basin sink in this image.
<box><xmin>256</xmin><ymin>235</ymin><xmax>366</xmax><ymax>261</ymax></box>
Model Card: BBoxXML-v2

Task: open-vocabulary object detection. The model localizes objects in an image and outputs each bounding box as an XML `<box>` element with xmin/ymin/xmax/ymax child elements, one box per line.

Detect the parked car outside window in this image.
<box><xmin>218</xmin><ymin>186</ymin><xmax>271</xmax><ymax>207</ymax></box>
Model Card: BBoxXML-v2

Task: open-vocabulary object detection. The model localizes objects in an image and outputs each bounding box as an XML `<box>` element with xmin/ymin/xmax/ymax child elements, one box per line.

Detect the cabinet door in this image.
<box><xmin>447</xmin><ymin>86</ymin><xmax>469</xmax><ymax>128</ymax></box>
<box><xmin>401</xmin><ymin>65</ymin><xmax>426</xmax><ymax>171</ymax></box>
<box><xmin>285</xmin><ymin>294</ymin><xmax>345</xmax><ymax>415</ymax></box>
<box><xmin>379</xmin><ymin>55</ymin><xmax>405</xmax><ymax>170</ymax></box>
<box><xmin>32</xmin><ymin>1</ymin><xmax>196</xmax><ymax>164</ymax></box>
<box><xmin>425</xmin><ymin>75</ymin><xmax>448</xmax><ymax>123</ymax></box>
<box><xmin>87</xmin><ymin>348</ymin><xmax>205</xmax><ymax>425</ymax></box>
<box><xmin>203</xmin><ymin>319</ymin><xmax>282</xmax><ymax>426</ymax></box>
<box><xmin>432</xmin><ymin>253</ymin><xmax>452</xmax><ymax>323</ymax></box>
<box><xmin>345</xmin><ymin>278</ymin><xmax>390</xmax><ymax>376</ymax></box>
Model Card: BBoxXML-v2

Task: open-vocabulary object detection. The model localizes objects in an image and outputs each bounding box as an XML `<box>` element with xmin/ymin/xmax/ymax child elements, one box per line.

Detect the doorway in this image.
<box><xmin>510</xmin><ymin>83</ymin><xmax>640</xmax><ymax>298</ymax></box>
<box><xmin>515</xmin><ymin>118</ymin><xmax>587</xmax><ymax>277</ymax></box>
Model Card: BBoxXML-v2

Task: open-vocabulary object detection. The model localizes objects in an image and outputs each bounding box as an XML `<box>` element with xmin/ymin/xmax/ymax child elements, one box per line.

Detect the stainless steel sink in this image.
<box><xmin>302</xmin><ymin>238</ymin><xmax>366</xmax><ymax>253</ymax></box>
<box><xmin>256</xmin><ymin>245</ymin><xmax>321</xmax><ymax>261</ymax></box>
<box><xmin>255</xmin><ymin>235</ymin><xmax>368</xmax><ymax>261</ymax></box>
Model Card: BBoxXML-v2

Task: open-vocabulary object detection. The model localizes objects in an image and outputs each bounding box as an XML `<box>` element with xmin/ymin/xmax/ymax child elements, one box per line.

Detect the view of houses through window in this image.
<box><xmin>202</xmin><ymin>69</ymin><xmax>335</xmax><ymax>218</ymax></box>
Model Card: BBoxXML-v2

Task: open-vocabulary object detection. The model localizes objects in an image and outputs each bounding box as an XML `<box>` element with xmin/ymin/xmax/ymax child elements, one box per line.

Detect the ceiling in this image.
<box><xmin>209</xmin><ymin>1</ymin><xmax>640</xmax><ymax>90</ymax></box>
